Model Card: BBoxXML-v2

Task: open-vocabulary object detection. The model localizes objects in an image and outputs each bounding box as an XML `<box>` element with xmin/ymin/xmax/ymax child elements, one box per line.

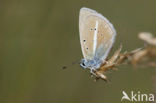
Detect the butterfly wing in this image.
<box><xmin>79</xmin><ymin>7</ymin><xmax>116</xmax><ymax>61</ymax></box>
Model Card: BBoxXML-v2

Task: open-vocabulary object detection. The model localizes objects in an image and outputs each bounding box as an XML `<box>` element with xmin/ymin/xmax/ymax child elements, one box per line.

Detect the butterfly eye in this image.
<box><xmin>82</xmin><ymin>62</ymin><xmax>86</xmax><ymax>66</ymax></box>
<box><xmin>83</xmin><ymin>40</ymin><xmax>86</xmax><ymax>42</ymax></box>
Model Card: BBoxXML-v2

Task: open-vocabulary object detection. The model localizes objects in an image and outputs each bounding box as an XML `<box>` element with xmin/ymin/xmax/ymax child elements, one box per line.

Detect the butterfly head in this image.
<box><xmin>80</xmin><ymin>58</ymin><xmax>102</xmax><ymax>70</ymax></box>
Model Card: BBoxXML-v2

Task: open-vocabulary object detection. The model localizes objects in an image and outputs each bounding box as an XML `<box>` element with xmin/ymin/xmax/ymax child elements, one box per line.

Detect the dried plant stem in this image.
<box><xmin>92</xmin><ymin>32</ymin><xmax>156</xmax><ymax>81</ymax></box>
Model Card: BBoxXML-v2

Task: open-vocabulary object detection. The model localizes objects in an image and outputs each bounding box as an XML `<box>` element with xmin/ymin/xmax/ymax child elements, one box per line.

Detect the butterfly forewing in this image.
<box><xmin>79</xmin><ymin>7</ymin><xmax>116</xmax><ymax>61</ymax></box>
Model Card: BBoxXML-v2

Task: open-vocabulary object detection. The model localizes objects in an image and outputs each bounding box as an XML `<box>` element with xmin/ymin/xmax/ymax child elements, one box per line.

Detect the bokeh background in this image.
<box><xmin>0</xmin><ymin>0</ymin><xmax>156</xmax><ymax>103</ymax></box>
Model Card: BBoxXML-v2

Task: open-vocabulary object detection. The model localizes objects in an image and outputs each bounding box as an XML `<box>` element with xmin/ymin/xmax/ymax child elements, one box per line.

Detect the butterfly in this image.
<box><xmin>79</xmin><ymin>7</ymin><xmax>120</xmax><ymax>81</ymax></box>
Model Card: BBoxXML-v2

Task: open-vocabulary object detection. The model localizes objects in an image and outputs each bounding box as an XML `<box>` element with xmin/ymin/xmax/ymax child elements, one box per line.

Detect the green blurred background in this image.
<box><xmin>0</xmin><ymin>0</ymin><xmax>156</xmax><ymax>103</ymax></box>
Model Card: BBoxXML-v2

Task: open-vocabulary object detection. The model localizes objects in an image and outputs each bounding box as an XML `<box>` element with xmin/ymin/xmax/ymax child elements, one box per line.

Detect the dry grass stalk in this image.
<box><xmin>92</xmin><ymin>32</ymin><xmax>156</xmax><ymax>81</ymax></box>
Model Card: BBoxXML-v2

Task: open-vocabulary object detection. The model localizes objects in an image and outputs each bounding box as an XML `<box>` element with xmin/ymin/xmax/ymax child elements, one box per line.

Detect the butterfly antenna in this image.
<box><xmin>62</xmin><ymin>59</ymin><xmax>80</xmax><ymax>69</ymax></box>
